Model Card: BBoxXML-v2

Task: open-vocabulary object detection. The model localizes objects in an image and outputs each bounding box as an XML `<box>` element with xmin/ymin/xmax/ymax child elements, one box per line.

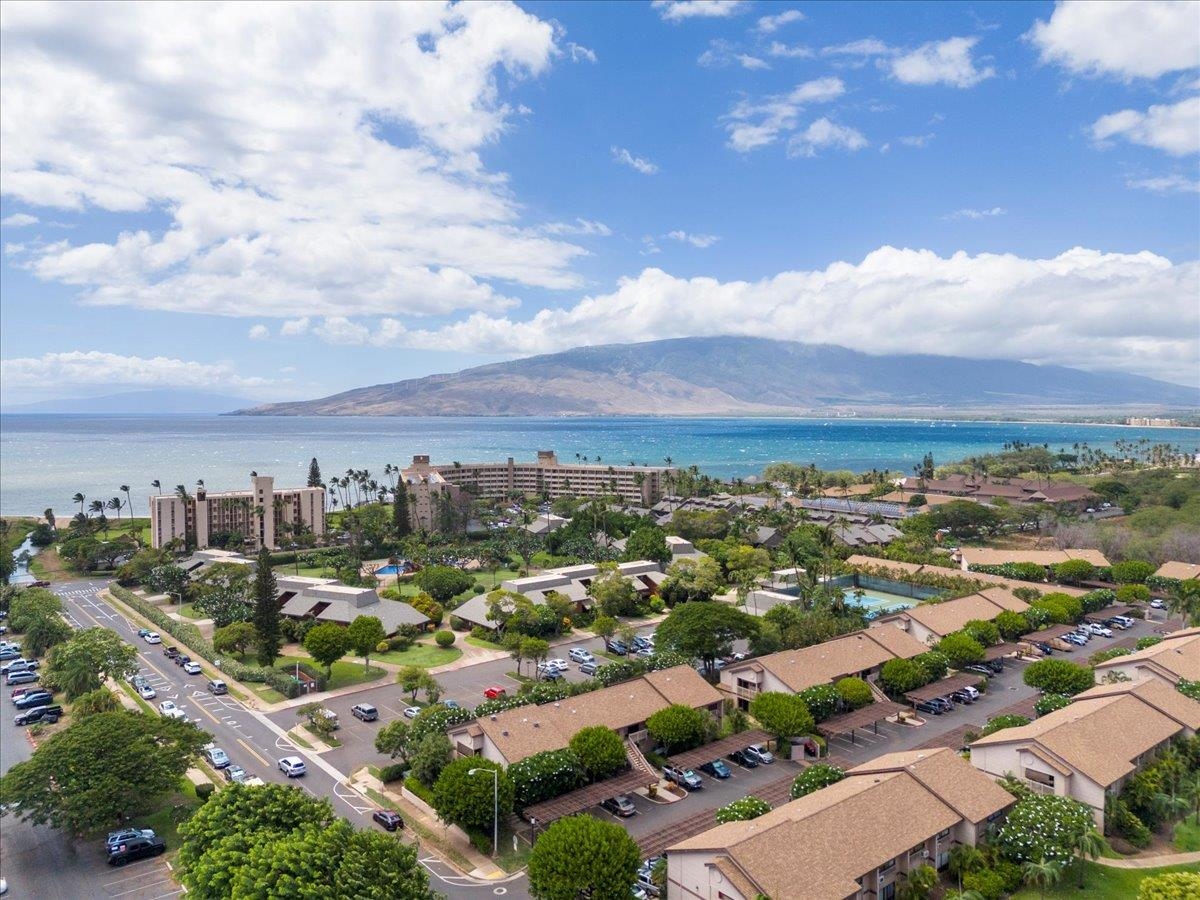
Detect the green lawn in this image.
<box><xmin>1175</xmin><ymin>815</ymin><xmax>1200</xmax><ymax>851</ymax></box>
<box><xmin>1010</xmin><ymin>861</ymin><xmax>1200</xmax><ymax>899</ymax></box>
<box><xmin>275</xmin><ymin>655</ymin><xmax>386</xmax><ymax>690</ymax></box>
<box><xmin>465</xmin><ymin>635</ymin><xmax>505</xmax><ymax>651</ymax></box>
<box><xmin>136</xmin><ymin>779</ymin><xmax>201</xmax><ymax>855</ymax></box>
<box><xmin>373</xmin><ymin>644</ymin><xmax>463</xmax><ymax>667</ymax></box>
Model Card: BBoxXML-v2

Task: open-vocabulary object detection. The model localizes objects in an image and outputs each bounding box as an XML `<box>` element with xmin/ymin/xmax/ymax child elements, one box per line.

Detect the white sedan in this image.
<box><xmin>143</xmin><ymin>632</ymin><xmax>162</xmax><ymax>645</ymax></box>
<box><xmin>403</xmin><ymin>706</ymin><xmax>421</xmax><ymax>719</ymax></box>
<box><xmin>138</xmin><ymin>684</ymin><xmax>157</xmax><ymax>700</ymax></box>
<box><xmin>183</xmin><ymin>661</ymin><xmax>202</xmax><ymax>675</ymax></box>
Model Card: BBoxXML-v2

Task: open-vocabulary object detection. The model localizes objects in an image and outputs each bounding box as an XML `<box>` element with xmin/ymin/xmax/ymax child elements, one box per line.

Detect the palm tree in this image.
<box><xmin>107</xmin><ymin>497</ymin><xmax>123</xmax><ymax>529</ymax></box>
<box><xmin>43</xmin><ymin>508</ymin><xmax>55</xmax><ymax>530</ymax></box>
<box><xmin>73</xmin><ymin>492</ymin><xmax>86</xmax><ymax>516</ymax></box>
<box><xmin>1070</xmin><ymin>828</ymin><xmax>1105</xmax><ymax>888</ymax></box>
<box><xmin>1022</xmin><ymin>858</ymin><xmax>1063</xmax><ymax>900</ymax></box>
<box><xmin>947</xmin><ymin>845</ymin><xmax>985</xmax><ymax>891</ymax></box>
<box><xmin>120</xmin><ymin>484</ymin><xmax>132</xmax><ymax>530</ymax></box>
<box><xmin>1166</xmin><ymin>579</ymin><xmax>1200</xmax><ymax>626</ymax></box>
<box><xmin>151</xmin><ymin>479</ymin><xmax>161</xmax><ymax>493</ymax></box>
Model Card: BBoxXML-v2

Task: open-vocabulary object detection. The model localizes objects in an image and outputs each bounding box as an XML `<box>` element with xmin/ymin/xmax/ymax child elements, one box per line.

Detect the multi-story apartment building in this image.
<box><xmin>149</xmin><ymin>474</ymin><xmax>326</xmax><ymax>551</ymax></box>
<box><xmin>411</xmin><ymin>450</ymin><xmax>672</xmax><ymax>507</ymax></box>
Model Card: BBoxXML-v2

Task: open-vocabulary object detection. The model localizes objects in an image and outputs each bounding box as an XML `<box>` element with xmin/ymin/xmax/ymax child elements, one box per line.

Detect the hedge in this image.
<box><xmin>379</xmin><ymin>763</ymin><xmax>407</xmax><ymax>783</ymax></box>
<box><xmin>968</xmin><ymin>562</ymin><xmax>1047</xmax><ymax>582</ymax></box>
<box><xmin>108</xmin><ymin>584</ymin><xmax>307</xmax><ymax>698</ymax></box>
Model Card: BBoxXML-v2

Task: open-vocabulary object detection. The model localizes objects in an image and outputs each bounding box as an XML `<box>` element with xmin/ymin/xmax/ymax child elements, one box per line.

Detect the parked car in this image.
<box><xmin>204</xmin><ymin>746</ymin><xmax>231</xmax><ymax>769</ymax></box>
<box><xmin>106</xmin><ymin>828</ymin><xmax>155</xmax><ymax>850</ymax></box>
<box><xmin>539</xmin><ymin>669</ymin><xmax>564</xmax><ymax>682</ymax></box>
<box><xmin>138</xmin><ymin>684</ymin><xmax>157</xmax><ymax>700</ymax></box>
<box><xmin>483</xmin><ymin>686</ymin><xmax>507</xmax><ymax>700</ymax></box>
<box><xmin>636</xmin><ymin>647</ymin><xmax>654</xmax><ymax>658</ymax></box>
<box><xmin>174</xmin><ymin>654</ymin><xmax>191</xmax><ymax>667</ymax></box>
<box><xmin>136</xmin><ymin>628</ymin><xmax>151</xmax><ymax>638</ymax></box>
<box><xmin>5</xmin><ymin>672</ymin><xmax>38</xmax><ymax>686</ymax></box>
<box><xmin>984</xmin><ymin>659</ymin><xmax>1004</xmax><ymax>674</ymax></box>
<box><xmin>442</xmin><ymin>700</ymin><xmax>461</xmax><ymax>710</ymax></box>
<box><xmin>950</xmin><ymin>687</ymin><xmax>978</xmax><ymax>704</ymax></box>
<box><xmin>662</xmin><ymin>765</ymin><xmax>703</xmax><ymax>790</ymax></box>
<box><xmin>159</xmin><ymin>700</ymin><xmax>186</xmax><ymax>720</ymax></box>
<box><xmin>163</xmin><ymin>647</ymin><xmax>180</xmax><ymax>659</ymax></box>
<box><xmin>351</xmin><ymin>703</ymin><xmax>379</xmax><ymax>722</ymax></box>
<box><xmin>698</xmin><ymin>759</ymin><xmax>732</xmax><ymax>779</ymax></box>
<box><xmin>568</xmin><ymin>648</ymin><xmax>595</xmax><ymax>664</ymax></box>
<box><xmin>108</xmin><ymin>835</ymin><xmax>166</xmax><ymax>866</ymax></box>
<box><xmin>143</xmin><ymin>632</ymin><xmax>161</xmax><ymax>645</ymax></box>
<box><xmin>600</xmin><ymin>795</ymin><xmax>637</xmax><ymax>817</ymax></box>
<box><xmin>1</xmin><ymin>660</ymin><xmax>38</xmax><ymax>674</ymax></box>
<box><xmin>1112</xmin><ymin>615</ymin><xmax>1135</xmax><ymax>629</ymax></box>
<box><xmin>13</xmin><ymin>690</ymin><xmax>54</xmax><ymax>709</ymax></box>
<box><xmin>544</xmin><ymin>658</ymin><xmax>569</xmax><ymax>672</ymax></box>
<box><xmin>0</xmin><ymin>649</ymin><xmax>20</xmax><ymax>662</ymax></box>
<box><xmin>607</xmin><ymin>640</ymin><xmax>628</xmax><ymax>656</ymax></box>
<box><xmin>635</xmin><ymin>871</ymin><xmax>661</xmax><ymax>897</ymax></box>
<box><xmin>223</xmin><ymin>765</ymin><xmax>248</xmax><ymax>783</ymax></box>
<box><xmin>930</xmin><ymin>697</ymin><xmax>955</xmax><ymax>713</ymax></box>
<box><xmin>207</xmin><ymin>679</ymin><xmax>227</xmax><ymax>695</ymax></box>
<box><xmin>579</xmin><ymin>661</ymin><xmax>599</xmax><ymax>676</ymax></box>
<box><xmin>1150</xmin><ymin>599</ymin><xmax>1165</xmax><ymax>609</ymax></box>
<box><xmin>372</xmin><ymin>809</ymin><xmax>404</xmax><ymax>832</ymax></box>
<box><xmin>914</xmin><ymin>699</ymin><xmax>943</xmax><ymax>715</ymax></box>
<box><xmin>182</xmin><ymin>661</ymin><xmax>202</xmax><ymax>675</ymax></box>
<box><xmin>631</xmin><ymin>636</ymin><xmax>652</xmax><ymax>651</ymax></box>
<box><xmin>963</xmin><ymin>664</ymin><xmax>994</xmax><ymax>677</ymax></box>
<box><xmin>744</xmin><ymin>744</ymin><xmax>775</xmax><ymax>765</ymax></box>
<box><xmin>278</xmin><ymin>756</ymin><xmax>306</xmax><ymax>777</ymax></box>
<box><xmin>403</xmin><ymin>706</ymin><xmax>421</xmax><ymax>719</ymax></box>
<box><xmin>728</xmin><ymin>749</ymin><xmax>759</xmax><ymax>768</ymax></box>
<box><xmin>14</xmin><ymin>705</ymin><xmax>62</xmax><ymax>726</ymax></box>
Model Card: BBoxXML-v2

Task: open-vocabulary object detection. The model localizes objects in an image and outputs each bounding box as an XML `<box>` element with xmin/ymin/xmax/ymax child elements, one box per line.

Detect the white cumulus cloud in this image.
<box><xmin>566</xmin><ymin>42</ymin><xmax>598</xmax><ymax>63</ymax></box>
<box><xmin>755</xmin><ymin>10</ymin><xmax>804</xmax><ymax>33</ymax></box>
<box><xmin>1127</xmin><ymin>174</ymin><xmax>1200</xmax><ymax>193</ymax></box>
<box><xmin>1029</xmin><ymin>1</ymin><xmax>1200</xmax><ymax>80</ymax></box>
<box><xmin>0</xmin><ymin>2</ymin><xmax>586</xmax><ymax>321</ymax></box>
<box><xmin>652</xmin><ymin>1</ymin><xmax>747</xmax><ymax>22</ymax></box>
<box><xmin>724</xmin><ymin>77</ymin><xmax>846</xmax><ymax>152</ymax></box>
<box><xmin>280</xmin><ymin>317</ymin><xmax>311</xmax><ymax>337</ymax></box>
<box><xmin>611</xmin><ymin>146</ymin><xmax>660</xmax><ymax>174</ymax></box>
<box><xmin>945</xmin><ymin>207</ymin><xmax>1007</xmax><ymax>220</ymax></box>
<box><xmin>787</xmin><ymin>119</ymin><xmax>869</xmax><ymax>157</ymax></box>
<box><xmin>247</xmin><ymin>324</ymin><xmax>270</xmax><ymax>340</ymax></box>
<box><xmin>321</xmin><ymin>247</ymin><xmax>1199</xmax><ymax>385</ymax></box>
<box><xmin>0</xmin><ymin>351</ymin><xmax>270</xmax><ymax>391</ymax></box>
<box><xmin>666</xmin><ymin>231</ymin><xmax>720</xmax><ymax>248</ymax></box>
<box><xmin>1</xmin><ymin>213</ymin><xmax>39</xmax><ymax>227</ymax></box>
<box><xmin>539</xmin><ymin>219</ymin><xmax>612</xmax><ymax>237</ymax></box>
<box><xmin>1091</xmin><ymin>97</ymin><xmax>1200</xmax><ymax>156</ymax></box>
<box><xmin>698</xmin><ymin>40</ymin><xmax>769</xmax><ymax>70</ymax></box>
<box><xmin>890</xmin><ymin>37</ymin><xmax>994</xmax><ymax>88</ymax></box>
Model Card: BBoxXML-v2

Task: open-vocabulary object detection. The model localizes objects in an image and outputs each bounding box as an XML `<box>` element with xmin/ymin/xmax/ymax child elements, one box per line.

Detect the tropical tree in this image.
<box><xmin>715</xmin><ymin>795</ymin><xmax>771</xmax><ymax>823</ymax></box>
<box><xmin>567</xmin><ymin>726</ymin><xmax>626</xmax><ymax>782</ymax></box>
<box><xmin>303</xmin><ymin>622</ymin><xmax>349</xmax><ymax>677</ymax></box>
<box><xmin>790</xmin><ymin>764</ymin><xmax>845</xmax><ymax>799</ymax></box>
<box><xmin>645</xmin><ymin>704</ymin><xmax>707</xmax><ymax>753</ymax></box>
<box><xmin>374</xmin><ymin>720</ymin><xmax>411</xmax><ymax>762</ymax></box>
<box><xmin>527</xmin><ymin>815</ymin><xmax>641</xmax><ymax>900</ymax></box>
<box><xmin>346</xmin><ymin>615</ymin><xmax>386</xmax><ymax>671</ymax></box>
<box><xmin>655</xmin><ymin>601</ymin><xmax>758</xmax><ymax>674</ymax></box>
<box><xmin>45</xmin><ymin>627</ymin><xmax>139</xmax><ymax>699</ymax></box>
<box><xmin>1022</xmin><ymin>858</ymin><xmax>1064</xmax><ymax>900</ymax></box>
<box><xmin>431</xmin><ymin>758</ymin><xmax>514</xmax><ymax>837</ymax></box>
<box><xmin>0</xmin><ymin>710</ymin><xmax>206</xmax><ymax>834</ymax></box>
<box><xmin>22</xmin><ymin>613</ymin><xmax>73</xmax><ymax>657</ymax></box>
<box><xmin>212</xmin><ymin>621</ymin><xmax>258</xmax><ymax>658</ymax></box>
<box><xmin>1166</xmin><ymin>579</ymin><xmax>1200</xmax><ymax>627</ymax></box>
<box><xmin>749</xmin><ymin>692</ymin><xmax>815</xmax><ymax>749</ymax></box>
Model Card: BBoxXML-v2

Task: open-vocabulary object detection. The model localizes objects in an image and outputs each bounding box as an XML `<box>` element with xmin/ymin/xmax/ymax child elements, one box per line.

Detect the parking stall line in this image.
<box><xmin>107</xmin><ymin>877</ymin><xmax>175</xmax><ymax>898</ymax></box>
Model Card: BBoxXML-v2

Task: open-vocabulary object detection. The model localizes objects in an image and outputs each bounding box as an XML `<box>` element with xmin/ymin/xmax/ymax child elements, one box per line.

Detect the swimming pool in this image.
<box><xmin>375</xmin><ymin>564</ymin><xmax>401</xmax><ymax>575</ymax></box>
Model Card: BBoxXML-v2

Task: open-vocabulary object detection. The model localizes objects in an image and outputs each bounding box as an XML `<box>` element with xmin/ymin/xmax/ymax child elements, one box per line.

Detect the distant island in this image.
<box><xmin>232</xmin><ymin>336</ymin><xmax>1199</xmax><ymax>417</ymax></box>
<box><xmin>6</xmin><ymin>388</ymin><xmax>254</xmax><ymax>416</ymax></box>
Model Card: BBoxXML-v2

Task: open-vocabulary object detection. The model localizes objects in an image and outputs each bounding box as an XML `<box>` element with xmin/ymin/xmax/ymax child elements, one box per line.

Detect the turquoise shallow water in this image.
<box><xmin>1</xmin><ymin>414</ymin><xmax>1197</xmax><ymax>516</ymax></box>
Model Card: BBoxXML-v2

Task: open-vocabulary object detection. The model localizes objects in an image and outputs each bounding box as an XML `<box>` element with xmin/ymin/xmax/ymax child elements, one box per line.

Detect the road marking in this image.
<box><xmin>108</xmin><ymin>877</ymin><xmax>174</xmax><ymax>898</ymax></box>
<box><xmin>237</xmin><ymin>738</ymin><xmax>270</xmax><ymax>767</ymax></box>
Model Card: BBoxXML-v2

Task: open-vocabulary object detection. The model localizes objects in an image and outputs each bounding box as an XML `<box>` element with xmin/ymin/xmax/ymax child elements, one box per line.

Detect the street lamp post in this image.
<box><xmin>468</xmin><ymin>767</ymin><xmax>499</xmax><ymax>857</ymax></box>
<box><xmin>170</xmin><ymin>591</ymin><xmax>183</xmax><ymax>609</ymax></box>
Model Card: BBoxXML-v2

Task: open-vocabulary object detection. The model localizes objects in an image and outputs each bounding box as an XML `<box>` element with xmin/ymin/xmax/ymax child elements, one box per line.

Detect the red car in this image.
<box><xmin>483</xmin><ymin>686</ymin><xmax>507</xmax><ymax>699</ymax></box>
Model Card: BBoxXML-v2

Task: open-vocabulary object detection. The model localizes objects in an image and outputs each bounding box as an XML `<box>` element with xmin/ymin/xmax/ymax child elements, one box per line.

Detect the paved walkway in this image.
<box><xmin>1094</xmin><ymin>850</ymin><xmax>1200</xmax><ymax>869</ymax></box>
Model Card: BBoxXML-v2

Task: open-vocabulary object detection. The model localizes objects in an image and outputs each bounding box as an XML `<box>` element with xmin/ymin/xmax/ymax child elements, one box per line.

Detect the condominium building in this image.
<box><xmin>412</xmin><ymin>450</ymin><xmax>672</xmax><ymax>506</ymax></box>
<box><xmin>149</xmin><ymin>474</ymin><xmax>326</xmax><ymax>551</ymax></box>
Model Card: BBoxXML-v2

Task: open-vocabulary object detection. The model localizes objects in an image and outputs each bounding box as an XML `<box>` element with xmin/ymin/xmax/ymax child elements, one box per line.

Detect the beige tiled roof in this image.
<box><xmin>903</xmin><ymin>591</ymin><xmax>1030</xmax><ymax>639</ymax></box>
<box><xmin>850</xmin><ymin>747</ymin><xmax>1014</xmax><ymax>824</ymax></box>
<box><xmin>1076</xmin><ymin>676</ymin><xmax>1200</xmax><ymax>730</ymax></box>
<box><xmin>970</xmin><ymin>686</ymin><xmax>1197</xmax><ymax>787</ymax></box>
<box><xmin>670</xmin><ymin>759</ymin><xmax>991</xmax><ymax>900</ymax></box>
<box><xmin>464</xmin><ymin>665</ymin><xmax>718</xmax><ymax>764</ymax></box>
<box><xmin>744</xmin><ymin>627</ymin><xmax>927</xmax><ymax>693</ymax></box>
<box><xmin>960</xmin><ymin>548</ymin><xmax>1111</xmax><ymax>568</ymax></box>
<box><xmin>1154</xmin><ymin>561</ymin><xmax>1200</xmax><ymax>581</ymax></box>
<box><xmin>1091</xmin><ymin>630</ymin><xmax>1200</xmax><ymax>683</ymax></box>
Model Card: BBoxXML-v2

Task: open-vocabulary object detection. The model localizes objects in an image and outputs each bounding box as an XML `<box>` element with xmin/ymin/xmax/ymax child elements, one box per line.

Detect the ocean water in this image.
<box><xmin>1</xmin><ymin>414</ymin><xmax>1197</xmax><ymax>517</ymax></box>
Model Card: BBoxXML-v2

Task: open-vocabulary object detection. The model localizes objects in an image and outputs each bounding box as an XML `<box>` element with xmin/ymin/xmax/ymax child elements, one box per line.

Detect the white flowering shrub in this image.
<box><xmin>996</xmin><ymin>794</ymin><xmax>1094</xmax><ymax>864</ymax></box>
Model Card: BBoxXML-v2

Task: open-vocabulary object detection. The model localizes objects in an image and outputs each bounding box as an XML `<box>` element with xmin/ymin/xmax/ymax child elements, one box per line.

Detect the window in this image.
<box><xmin>1025</xmin><ymin>768</ymin><xmax>1055</xmax><ymax>787</ymax></box>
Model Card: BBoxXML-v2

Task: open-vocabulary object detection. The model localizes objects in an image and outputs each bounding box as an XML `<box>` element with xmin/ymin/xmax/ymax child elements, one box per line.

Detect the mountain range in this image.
<box><xmin>233</xmin><ymin>337</ymin><xmax>1198</xmax><ymax>417</ymax></box>
<box><xmin>6</xmin><ymin>389</ymin><xmax>253</xmax><ymax>415</ymax></box>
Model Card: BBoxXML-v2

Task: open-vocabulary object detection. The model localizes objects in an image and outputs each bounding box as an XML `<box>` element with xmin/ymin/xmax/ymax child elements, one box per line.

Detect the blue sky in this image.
<box><xmin>1</xmin><ymin>0</ymin><xmax>1197</xmax><ymax>404</ymax></box>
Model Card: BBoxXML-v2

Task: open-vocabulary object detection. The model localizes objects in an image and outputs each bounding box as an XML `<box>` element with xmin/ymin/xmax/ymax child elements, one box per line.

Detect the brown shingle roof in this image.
<box><xmin>740</xmin><ymin>627</ymin><xmax>927</xmax><ymax>693</ymax></box>
<box><xmin>1091</xmin><ymin>630</ymin><xmax>1200</xmax><ymax>683</ymax></box>
<box><xmin>902</xmin><ymin>591</ymin><xmax>1030</xmax><ymax>639</ymax></box>
<box><xmin>961</xmin><ymin>548</ymin><xmax>1111</xmax><ymax>568</ymax></box>
<box><xmin>463</xmin><ymin>666</ymin><xmax>718</xmax><ymax>764</ymax></box>
<box><xmin>971</xmin><ymin>686</ymin><xmax>1198</xmax><ymax>787</ymax></box>
<box><xmin>1075</xmin><ymin>676</ymin><xmax>1200</xmax><ymax>730</ymax></box>
<box><xmin>1154</xmin><ymin>561</ymin><xmax>1200</xmax><ymax>581</ymax></box>
<box><xmin>670</xmin><ymin>755</ymin><xmax>999</xmax><ymax>900</ymax></box>
<box><xmin>849</xmin><ymin>747</ymin><xmax>1014</xmax><ymax>825</ymax></box>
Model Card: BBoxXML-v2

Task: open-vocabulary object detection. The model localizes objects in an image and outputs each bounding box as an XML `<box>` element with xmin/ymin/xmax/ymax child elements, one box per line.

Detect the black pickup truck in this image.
<box><xmin>163</xmin><ymin>646</ymin><xmax>180</xmax><ymax>659</ymax></box>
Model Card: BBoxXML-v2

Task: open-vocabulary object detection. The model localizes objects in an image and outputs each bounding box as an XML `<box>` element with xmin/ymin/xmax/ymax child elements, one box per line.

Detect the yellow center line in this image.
<box><xmin>236</xmin><ymin>737</ymin><xmax>270</xmax><ymax>768</ymax></box>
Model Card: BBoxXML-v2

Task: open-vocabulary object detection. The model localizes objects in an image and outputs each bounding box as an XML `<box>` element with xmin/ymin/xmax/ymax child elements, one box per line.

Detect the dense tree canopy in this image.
<box><xmin>568</xmin><ymin>726</ymin><xmax>627</xmax><ymax>782</ymax></box>
<box><xmin>252</xmin><ymin>547</ymin><xmax>281</xmax><ymax>666</ymax></box>
<box><xmin>303</xmin><ymin>622</ymin><xmax>349</xmax><ymax>675</ymax></box>
<box><xmin>345</xmin><ymin>615</ymin><xmax>386</xmax><ymax>669</ymax></box>
<box><xmin>646</xmin><ymin>704</ymin><xmax>708</xmax><ymax>753</ymax></box>
<box><xmin>45</xmin><ymin>627</ymin><xmax>139</xmax><ymax>699</ymax></box>
<box><xmin>791</xmin><ymin>764</ymin><xmax>845</xmax><ymax>798</ymax></box>
<box><xmin>750</xmin><ymin>692</ymin><xmax>815</xmax><ymax>744</ymax></box>
<box><xmin>587</xmin><ymin>565</ymin><xmax>639</xmax><ymax>618</ymax></box>
<box><xmin>658</xmin><ymin>557</ymin><xmax>725</xmax><ymax>605</ymax></box>
<box><xmin>655</xmin><ymin>601</ymin><xmax>757</xmax><ymax>672</ymax></box>
<box><xmin>622</xmin><ymin>525</ymin><xmax>671</xmax><ymax>564</ymax></box>
<box><xmin>1023</xmin><ymin>659</ymin><xmax>1096</xmax><ymax>696</ymax></box>
<box><xmin>414</xmin><ymin>565</ymin><xmax>474</xmax><ymax>604</ymax></box>
<box><xmin>0</xmin><ymin>710</ymin><xmax>207</xmax><ymax>835</ymax></box>
<box><xmin>431</xmin><ymin>758</ymin><xmax>514</xmax><ymax>835</ymax></box>
<box><xmin>528</xmin><ymin>815</ymin><xmax>642</xmax><ymax>900</ymax></box>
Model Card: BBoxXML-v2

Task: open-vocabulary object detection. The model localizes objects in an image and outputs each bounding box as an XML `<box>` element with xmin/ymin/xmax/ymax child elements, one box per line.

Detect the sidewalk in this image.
<box><xmin>1094</xmin><ymin>850</ymin><xmax>1200</xmax><ymax>869</ymax></box>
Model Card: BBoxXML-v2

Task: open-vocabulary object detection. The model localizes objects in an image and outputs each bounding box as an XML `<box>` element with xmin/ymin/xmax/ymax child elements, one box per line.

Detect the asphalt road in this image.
<box><xmin>1</xmin><ymin>580</ymin><xmax>526</xmax><ymax>900</ymax></box>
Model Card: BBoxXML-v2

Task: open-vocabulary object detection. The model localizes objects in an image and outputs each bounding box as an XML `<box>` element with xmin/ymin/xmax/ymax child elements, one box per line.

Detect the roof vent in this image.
<box><xmin>502</xmin><ymin>729</ymin><xmax>509</xmax><ymax>736</ymax></box>
<box><xmin>490</xmin><ymin>715</ymin><xmax>497</xmax><ymax>721</ymax></box>
<box><xmin>554</xmin><ymin>702</ymin><xmax>561</xmax><ymax>708</ymax></box>
<box><xmin>533</xmin><ymin>721</ymin><xmax>540</xmax><ymax>728</ymax></box>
